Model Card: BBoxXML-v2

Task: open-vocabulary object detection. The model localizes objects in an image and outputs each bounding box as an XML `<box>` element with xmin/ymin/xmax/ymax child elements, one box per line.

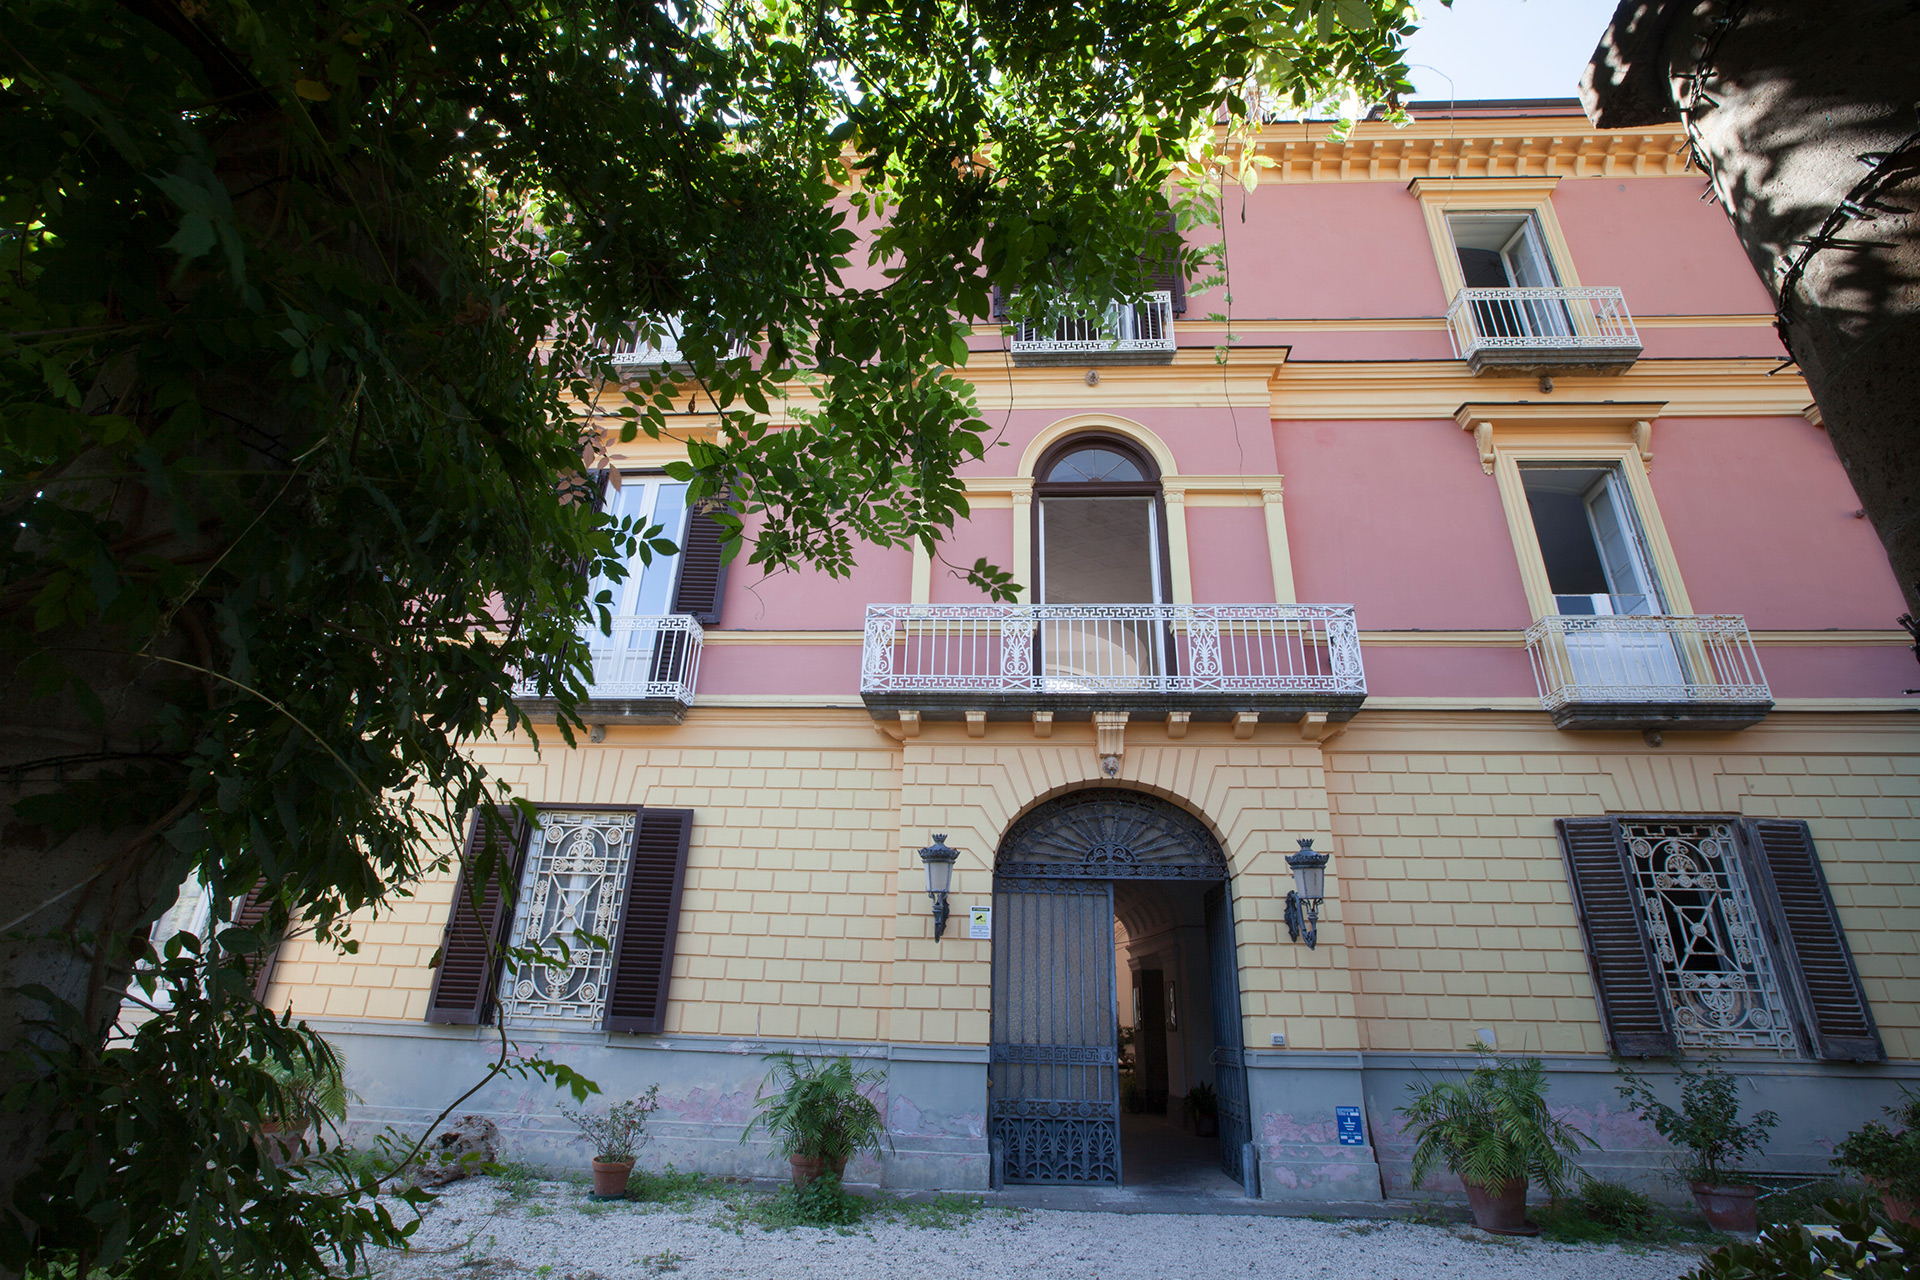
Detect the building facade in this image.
<box><xmin>264</xmin><ymin>101</ymin><xmax>1920</xmax><ymax>1202</ymax></box>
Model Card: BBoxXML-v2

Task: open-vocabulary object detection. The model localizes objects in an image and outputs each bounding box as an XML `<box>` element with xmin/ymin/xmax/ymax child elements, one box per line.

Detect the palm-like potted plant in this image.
<box><xmin>256</xmin><ymin>1043</ymin><xmax>350</xmax><ymax>1165</ymax></box>
<box><xmin>1186</xmin><ymin>1082</ymin><xmax>1220</xmax><ymax>1138</ymax></box>
<box><xmin>1617</xmin><ymin>1056</ymin><xmax>1778</xmax><ymax>1233</ymax></box>
<box><xmin>1399</xmin><ymin>1056</ymin><xmax>1591</xmax><ymax>1234</ymax></box>
<box><xmin>741</xmin><ymin>1052</ymin><xmax>887</xmax><ymax>1188</ymax></box>
<box><xmin>560</xmin><ymin>1085</ymin><xmax>660</xmax><ymax>1198</ymax></box>
<box><xmin>1831</xmin><ymin>1090</ymin><xmax>1920</xmax><ymax>1228</ymax></box>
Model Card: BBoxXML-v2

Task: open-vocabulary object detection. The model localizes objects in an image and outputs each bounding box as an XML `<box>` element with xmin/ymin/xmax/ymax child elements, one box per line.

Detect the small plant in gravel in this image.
<box><xmin>887</xmin><ymin>1192</ymin><xmax>988</xmax><ymax>1230</ymax></box>
<box><xmin>491</xmin><ymin>1162</ymin><xmax>545</xmax><ymax>1202</ymax></box>
<box><xmin>624</xmin><ymin>1164</ymin><xmax>742</xmax><ymax>1210</ymax></box>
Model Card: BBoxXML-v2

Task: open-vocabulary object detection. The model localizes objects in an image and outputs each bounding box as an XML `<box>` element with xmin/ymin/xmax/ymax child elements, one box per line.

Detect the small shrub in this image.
<box><xmin>1832</xmin><ymin>1090</ymin><xmax>1920</xmax><ymax>1203</ymax></box>
<box><xmin>624</xmin><ymin>1164</ymin><xmax>738</xmax><ymax>1209</ymax></box>
<box><xmin>1686</xmin><ymin>1195</ymin><xmax>1916</xmax><ymax>1279</ymax></box>
<box><xmin>742</xmin><ymin>1053</ymin><xmax>886</xmax><ymax>1165</ymax></box>
<box><xmin>1581</xmin><ymin>1179</ymin><xmax>1656</xmax><ymax>1233</ymax></box>
<box><xmin>1616</xmin><ymin>1056</ymin><xmax>1778</xmax><ymax>1186</ymax></box>
<box><xmin>560</xmin><ymin>1085</ymin><xmax>661</xmax><ymax>1163</ymax></box>
<box><xmin>733</xmin><ymin>1172</ymin><xmax>870</xmax><ymax>1229</ymax></box>
<box><xmin>1398</xmin><ymin>1055</ymin><xmax>1591</xmax><ymax>1197</ymax></box>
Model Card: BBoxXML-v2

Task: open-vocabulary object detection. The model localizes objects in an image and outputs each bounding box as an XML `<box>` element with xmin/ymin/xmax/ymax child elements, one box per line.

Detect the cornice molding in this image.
<box><xmin>1270</xmin><ymin>358</ymin><xmax>1812</xmax><ymax>421</ymax></box>
<box><xmin>1213</xmin><ymin>118</ymin><xmax>1689</xmax><ymax>183</ymax></box>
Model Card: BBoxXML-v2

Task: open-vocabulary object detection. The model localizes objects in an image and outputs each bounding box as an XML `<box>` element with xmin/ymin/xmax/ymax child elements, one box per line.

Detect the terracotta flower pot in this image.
<box><xmin>1869</xmin><ymin>1177</ymin><xmax>1920</xmax><ymax>1229</ymax></box>
<box><xmin>1689</xmin><ymin>1181</ymin><xmax>1758</xmax><ymax>1233</ymax></box>
<box><xmin>788</xmin><ymin>1153</ymin><xmax>849</xmax><ymax>1188</ymax></box>
<box><xmin>591</xmin><ymin>1158</ymin><xmax>634</xmax><ymax>1198</ymax></box>
<box><xmin>253</xmin><ymin>1119</ymin><xmax>313</xmax><ymax>1167</ymax></box>
<box><xmin>1461</xmin><ymin>1176</ymin><xmax>1534</xmax><ymax>1235</ymax></box>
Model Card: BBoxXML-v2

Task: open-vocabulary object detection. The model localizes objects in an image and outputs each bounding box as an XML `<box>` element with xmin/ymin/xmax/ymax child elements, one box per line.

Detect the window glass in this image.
<box><xmin>591</xmin><ymin>476</ymin><xmax>689</xmax><ymax>617</ymax></box>
<box><xmin>1045</xmin><ymin>446</ymin><xmax>1145</xmax><ymax>484</ymax></box>
<box><xmin>1039</xmin><ymin>497</ymin><xmax>1159</xmax><ymax>605</ymax></box>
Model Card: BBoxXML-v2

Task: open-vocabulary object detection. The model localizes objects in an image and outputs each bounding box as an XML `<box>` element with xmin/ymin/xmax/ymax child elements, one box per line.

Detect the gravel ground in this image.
<box><xmin>367</xmin><ymin>1175</ymin><xmax>1708</xmax><ymax>1280</ymax></box>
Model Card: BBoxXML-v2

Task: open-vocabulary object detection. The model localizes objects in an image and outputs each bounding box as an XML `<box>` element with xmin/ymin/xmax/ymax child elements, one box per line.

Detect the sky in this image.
<box><xmin>1400</xmin><ymin>0</ymin><xmax>1623</xmax><ymax>103</ymax></box>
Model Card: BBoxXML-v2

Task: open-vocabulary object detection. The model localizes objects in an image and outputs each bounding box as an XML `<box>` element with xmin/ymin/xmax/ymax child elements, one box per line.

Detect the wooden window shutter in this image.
<box><xmin>669</xmin><ymin>496</ymin><xmax>730</xmax><ymax>625</ymax></box>
<box><xmin>231</xmin><ymin>882</ymin><xmax>284</xmax><ymax>1004</ymax></box>
<box><xmin>1554</xmin><ymin>817</ymin><xmax>1676</xmax><ymax>1057</ymax></box>
<box><xmin>1146</xmin><ymin>209</ymin><xmax>1187</xmax><ymax>316</ymax></box>
<box><xmin>1739</xmin><ymin>819</ymin><xmax>1884</xmax><ymax>1062</ymax></box>
<box><xmin>604</xmin><ymin>808</ymin><xmax>694</xmax><ymax>1034</ymax></box>
<box><xmin>425</xmin><ymin>808</ymin><xmax>529</xmax><ymax>1025</ymax></box>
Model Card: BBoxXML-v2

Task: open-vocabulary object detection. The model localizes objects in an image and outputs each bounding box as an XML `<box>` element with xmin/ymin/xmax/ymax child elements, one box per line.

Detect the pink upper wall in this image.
<box><xmin>958</xmin><ymin>407</ymin><xmax>1282</xmax><ymax>478</ymax></box>
<box><xmin>1185</xmin><ymin>506</ymin><xmax>1276</xmax><ymax>602</ymax></box>
<box><xmin>1278</xmin><ymin>418</ymin><xmax>1535</xmax><ymax>632</ymax></box>
<box><xmin>1551</xmin><ymin>178</ymin><xmax>1775</xmax><ymax>317</ymax></box>
<box><xmin>718</xmin><ymin>528</ymin><xmax>912</xmax><ymax>630</ymax></box>
<box><xmin>929</xmin><ymin>509</ymin><xmax>1015</xmax><ymax>605</ymax></box>
<box><xmin>1186</xmin><ymin>183</ymin><xmax>1449</xmax><ymax>320</ymax></box>
<box><xmin>1649</xmin><ymin>416</ymin><xmax>1905</xmax><ymax>629</ymax></box>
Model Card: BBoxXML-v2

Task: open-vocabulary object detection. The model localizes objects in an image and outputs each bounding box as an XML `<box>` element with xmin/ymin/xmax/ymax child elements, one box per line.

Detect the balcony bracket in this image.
<box><xmin>1033</xmin><ymin>711</ymin><xmax>1054</xmax><ymax>738</ymax></box>
<box><xmin>1233</xmin><ymin>712</ymin><xmax>1260</xmax><ymax>740</ymax></box>
<box><xmin>966</xmin><ymin>710</ymin><xmax>988</xmax><ymax>738</ymax></box>
<box><xmin>1166</xmin><ymin>711</ymin><xmax>1191</xmax><ymax>740</ymax></box>
<box><xmin>1094</xmin><ymin>711</ymin><xmax>1128</xmax><ymax>776</ymax></box>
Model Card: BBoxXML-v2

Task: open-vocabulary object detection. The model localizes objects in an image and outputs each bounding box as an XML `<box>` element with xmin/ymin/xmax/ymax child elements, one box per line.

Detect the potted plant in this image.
<box><xmin>1617</xmin><ymin>1056</ymin><xmax>1778</xmax><ymax>1233</ymax></box>
<box><xmin>1831</xmin><ymin>1090</ymin><xmax>1920</xmax><ymax>1228</ymax></box>
<box><xmin>256</xmin><ymin>1042</ymin><xmax>350</xmax><ymax>1165</ymax></box>
<box><xmin>1399</xmin><ymin>1055</ymin><xmax>1590</xmax><ymax>1235</ymax></box>
<box><xmin>560</xmin><ymin>1085</ymin><xmax>660</xmax><ymax>1199</ymax></box>
<box><xmin>1186</xmin><ymin>1082</ymin><xmax>1220</xmax><ymax>1137</ymax></box>
<box><xmin>741</xmin><ymin>1052</ymin><xmax>886</xmax><ymax>1188</ymax></box>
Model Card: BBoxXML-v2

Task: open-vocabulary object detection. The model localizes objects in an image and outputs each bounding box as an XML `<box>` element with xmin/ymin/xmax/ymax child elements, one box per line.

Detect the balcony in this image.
<box><xmin>602</xmin><ymin>317</ymin><xmax>747</xmax><ymax>371</ymax></box>
<box><xmin>1010</xmin><ymin>291</ymin><xmax>1176</xmax><ymax>366</ymax></box>
<box><xmin>514</xmin><ymin>614</ymin><xmax>703</xmax><ymax>725</ymax></box>
<box><xmin>1446</xmin><ymin>286</ymin><xmax>1642</xmax><ymax>375</ymax></box>
<box><xmin>860</xmin><ymin>603</ymin><xmax>1366</xmax><ymax>725</ymax></box>
<box><xmin>1526</xmin><ymin>613</ymin><xmax>1772</xmax><ymax>731</ymax></box>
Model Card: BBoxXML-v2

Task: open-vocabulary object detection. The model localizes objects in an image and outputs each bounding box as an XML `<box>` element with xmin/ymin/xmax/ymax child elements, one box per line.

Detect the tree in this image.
<box><xmin>0</xmin><ymin>0</ymin><xmax>1420</xmax><ymax>1273</ymax></box>
<box><xmin>1582</xmin><ymin>1</ymin><xmax>1920</xmax><ymax>623</ymax></box>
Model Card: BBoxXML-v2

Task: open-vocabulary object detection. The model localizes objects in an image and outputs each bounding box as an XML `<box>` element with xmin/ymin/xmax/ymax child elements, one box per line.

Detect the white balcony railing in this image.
<box><xmin>861</xmin><ymin>603</ymin><xmax>1365</xmax><ymax>696</ymax></box>
<box><xmin>602</xmin><ymin>316</ymin><xmax>748</xmax><ymax>369</ymax></box>
<box><xmin>516</xmin><ymin>614</ymin><xmax>702</xmax><ymax>704</ymax></box>
<box><xmin>1446</xmin><ymin>286</ymin><xmax>1641</xmax><ymax>365</ymax></box>
<box><xmin>1011</xmin><ymin>291</ymin><xmax>1176</xmax><ymax>360</ymax></box>
<box><xmin>1526</xmin><ymin>613</ymin><xmax>1769</xmax><ymax>713</ymax></box>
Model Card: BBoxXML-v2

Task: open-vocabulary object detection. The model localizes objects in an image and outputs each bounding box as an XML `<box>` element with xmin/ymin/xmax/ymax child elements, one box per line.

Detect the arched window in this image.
<box><xmin>1033</xmin><ymin>434</ymin><xmax>1167</xmax><ymax>605</ymax></box>
<box><xmin>1031</xmin><ymin>434</ymin><xmax>1170</xmax><ymax>686</ymax></box>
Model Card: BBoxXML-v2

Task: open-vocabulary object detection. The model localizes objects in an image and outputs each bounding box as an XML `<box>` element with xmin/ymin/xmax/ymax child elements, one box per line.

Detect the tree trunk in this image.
<box><xmin>1584</xmin><ymin>0</ymin><xmax>1920</xmax><ymax>621</ymax></box>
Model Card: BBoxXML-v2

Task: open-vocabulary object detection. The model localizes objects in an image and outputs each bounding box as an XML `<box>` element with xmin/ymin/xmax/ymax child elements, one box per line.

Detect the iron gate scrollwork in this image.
<box><xmin>990</xmin><ymin>790</ymin><xmax>1249</xmax><ymax>1188</ymax></box>
<box><xmin>1206</xmin><ymin>885</ymin><xmax>1251</xmax><ymax>1182</ymax></box>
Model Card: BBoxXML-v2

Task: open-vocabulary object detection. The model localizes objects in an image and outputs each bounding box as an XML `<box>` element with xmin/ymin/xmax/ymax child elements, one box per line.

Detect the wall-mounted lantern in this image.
<box><xmin>1284</xmin><ymin>838</ymin><xmax>1330</xmax><ymax>949</ymax></box>
<box><xmin>918</xmin><ymin>833</ymin><xmax>959</xmax><ymax>941</ymax></box>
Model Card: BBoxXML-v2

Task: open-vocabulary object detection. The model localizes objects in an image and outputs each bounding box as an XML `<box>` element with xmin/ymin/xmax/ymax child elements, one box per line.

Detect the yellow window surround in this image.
<box><xmin>1454</xmin><ymin>401</ymin><xmax>1692</xmax><ymax>620</ymax></box>
<box><xmin>1411</xmin><ymin>176</ymin><xmax>1581</xmax><ymax>300</ymax></box>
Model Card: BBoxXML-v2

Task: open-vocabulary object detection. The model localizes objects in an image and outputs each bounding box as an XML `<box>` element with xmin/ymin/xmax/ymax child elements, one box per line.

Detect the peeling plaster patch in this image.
<box><xmin>1261</xmin><ymin>1111</ymin><xmax>1336</xmax><ymax>1145</ymax></box>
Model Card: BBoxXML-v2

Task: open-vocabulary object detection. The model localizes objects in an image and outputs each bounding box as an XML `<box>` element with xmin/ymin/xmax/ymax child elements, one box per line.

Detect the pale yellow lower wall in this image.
<box><xmin>267</xmin><ymin>707</ymin><xmax>1920</xmax><ymax>1065</ymax></box>
<box><xmin>1328</xmin><ymin>712</ymin><xmax>1920</xmax><ymax>1061</ymax></box>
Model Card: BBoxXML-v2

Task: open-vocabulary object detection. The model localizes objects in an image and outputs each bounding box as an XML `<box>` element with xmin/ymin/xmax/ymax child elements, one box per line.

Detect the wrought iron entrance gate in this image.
<box><xmin>989</xmin><ymin>789</ymin><xmax>1248</xmax><ymax>1188</ymax></box>
<box><xmin>1205</xmin><ymin>884</ymin><xmax>1251</xmax><ymax>1182</ymax></box>
<box><xmin>989</xmin><ymin>880</ymin><xmax>1120</xmax><ymax>1183</ymax></box>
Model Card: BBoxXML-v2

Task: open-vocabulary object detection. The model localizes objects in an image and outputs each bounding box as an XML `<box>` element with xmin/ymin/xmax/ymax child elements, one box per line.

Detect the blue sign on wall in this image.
<box><xmin>1335</xmin><ymin>1106</ymin><xmax>1365</xmax><ymax>1147</ymax></box>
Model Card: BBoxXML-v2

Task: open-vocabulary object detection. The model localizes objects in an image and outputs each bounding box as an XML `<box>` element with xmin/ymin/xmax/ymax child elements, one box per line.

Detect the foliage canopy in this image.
<box><xmin>0</xmin><ymin>0</ymin><xmax>1424</xmax><ymax>1272</ymax></box>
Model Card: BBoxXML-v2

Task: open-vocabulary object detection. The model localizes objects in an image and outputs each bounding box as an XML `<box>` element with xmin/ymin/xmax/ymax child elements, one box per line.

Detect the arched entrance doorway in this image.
<box><xmin>989</xmin><ymin>789</ymin><xmax>1251</xmax><ymax>1188</ymax></box>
